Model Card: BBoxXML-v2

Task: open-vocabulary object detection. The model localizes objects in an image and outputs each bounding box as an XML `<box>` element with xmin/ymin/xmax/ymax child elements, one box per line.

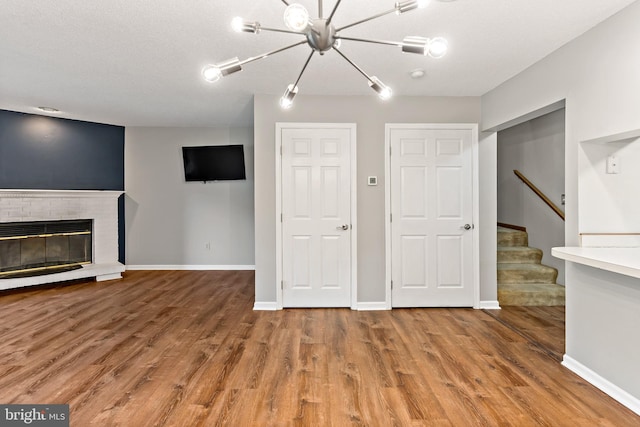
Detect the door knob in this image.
<box><xmin>337</xmin><ymin>224</ymin><xmax>349</xmax><ymax>230</ymax></box>
<box><xmin>462</xmin><ymin>224</ymin><xmax>472</xmax><ymax>230</ymax></box>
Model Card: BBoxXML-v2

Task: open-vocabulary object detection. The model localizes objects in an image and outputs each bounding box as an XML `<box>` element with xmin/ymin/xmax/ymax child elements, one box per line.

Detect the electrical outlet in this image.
<box><xmin>205</xmin><ymin>242</ymin><xmax>211</xmax><ymax>250</ymax></box>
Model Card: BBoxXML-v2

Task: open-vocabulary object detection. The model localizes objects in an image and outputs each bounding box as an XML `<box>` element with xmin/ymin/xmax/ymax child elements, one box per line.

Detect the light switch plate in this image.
<box><xmin>368</xmin><ymin>176</ymin><xmax>378</xmax><ymax>186</ymax></box>
<box><xmin>606</xmin><ymin>156</ymin><xmax>620</xmax><ymax>174</ymax></box>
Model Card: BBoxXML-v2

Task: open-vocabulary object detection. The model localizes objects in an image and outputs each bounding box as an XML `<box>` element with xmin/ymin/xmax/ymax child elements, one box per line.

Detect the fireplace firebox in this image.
<box><xmin>0</xmin><ymin>219</ymin><xmax>92</xmax><ymax>279</ymax></box>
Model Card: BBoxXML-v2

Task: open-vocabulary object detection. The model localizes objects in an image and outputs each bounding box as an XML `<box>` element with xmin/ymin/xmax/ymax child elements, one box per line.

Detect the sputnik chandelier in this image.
<box><xmin>202</xmin><ymin>0</ymin><xmax>448</xmax><ymax>109</ymax></box>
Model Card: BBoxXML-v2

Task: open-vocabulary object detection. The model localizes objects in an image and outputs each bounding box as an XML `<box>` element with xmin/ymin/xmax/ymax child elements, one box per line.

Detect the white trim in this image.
<box><xmin>479</xmin><ymin>300</ymin><xmax>501</xmax><ymax>310</ymax></box>
<box><xmin>580</xmin><ymin>128</ymin><xmax>640</xmax><ymax>145</ymax></box>
<box><xmin>562</xmin><ymin>355</ymin><xmax>640</xmax><ymax>416</ymax></box>
<box><xmin>356</xmin><ymin>302</ymin><xmax>390</xmax><ymax>311</ymax></box>
<box><xmin>553</xmin><ymin>247</ymin><xmax>640</xmax><ymax>280</ymax></box>
<box><xmin>471</xmin><ymin>124</ymin><xmax>480</xmax><ymax>309</ymax></box>
<box><xmin>126</xmin><ymin>265</ymin><xmax>255</xmax><ymax>271</ymax></box>
<box><xmin>275</xmin><ymin>124</ymin><xmax>283</xmax><ymax>309</ymax></box>
<box><xmin>0</xmin><ymin>189</ymin><xmax>124</xmax><ymax>198</ymax></box>
<box><xmin>253</xmin><ymin>302</ymin><xmax>279</xmax><ymax>311</ymax></box>
<box><xmin>385</xmin><ymin>123</ymin><xmax>481</xmax><ymax>309</ymax></box>
<box><xmin>95</xmin><ymin>272</ymin><xmax>124</xmax><ymax>282</ymax></box>
<box><xmin>384</xmin><ymin>125</ymin><xmax>393</xmax><ymax>310</ymax></box>
<box><xmin>275</xmin><ymin>123</ymin><xmax>358</xmax><ymax>310</ymax></box>
<box><xmin>0</xmin><ymin>263</ymin><xmax>125</xmax><ymax>291</ymax></box>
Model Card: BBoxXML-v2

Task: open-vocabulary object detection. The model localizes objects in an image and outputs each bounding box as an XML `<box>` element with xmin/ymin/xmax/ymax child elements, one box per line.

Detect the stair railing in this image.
<box><xmin>513</xmin><ymin>170</ymin><xmax>565</xmax><ymax>221</ymax></box>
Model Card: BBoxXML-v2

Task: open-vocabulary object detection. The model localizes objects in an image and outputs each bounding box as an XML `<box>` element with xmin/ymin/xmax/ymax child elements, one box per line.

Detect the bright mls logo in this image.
<box><xmin>0</xmin><ymin>405</ymin><xmax>69</xmax><ymax>426</ymax></box>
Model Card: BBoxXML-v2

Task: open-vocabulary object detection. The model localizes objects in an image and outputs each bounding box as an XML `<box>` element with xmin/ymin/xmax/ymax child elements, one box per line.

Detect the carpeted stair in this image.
<box><xmin>497</xmin><ymin>226</ymin><xmax>565</xmax><ymax>306</ymax></box>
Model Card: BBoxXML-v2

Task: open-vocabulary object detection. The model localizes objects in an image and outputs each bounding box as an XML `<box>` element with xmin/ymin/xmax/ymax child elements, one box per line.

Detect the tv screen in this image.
<box><xmin>182</xmin><ymin>145</ymin><xmax>246</xmax><ymax>182</ymax></box>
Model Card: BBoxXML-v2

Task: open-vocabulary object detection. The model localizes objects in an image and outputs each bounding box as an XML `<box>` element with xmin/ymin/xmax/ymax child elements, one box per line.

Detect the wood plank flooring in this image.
<box><xmin>482</xmin><ymin>306</ymin><xmax>565</xmax><ymax>362</ymax></box>
<box><xmin>0</xmin><ymin>270</ymin><xmax>638</xmax><ymax>426</ymax></box>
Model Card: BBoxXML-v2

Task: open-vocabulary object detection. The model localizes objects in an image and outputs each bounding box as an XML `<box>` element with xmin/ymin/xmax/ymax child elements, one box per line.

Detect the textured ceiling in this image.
<box><xmin>0</xmin><ymin>0</ymin><xmax>637</xmax><ymax>127</ymax></box>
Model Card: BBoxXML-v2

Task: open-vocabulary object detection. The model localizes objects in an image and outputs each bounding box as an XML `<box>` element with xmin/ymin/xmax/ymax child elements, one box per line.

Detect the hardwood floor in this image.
<box><xmin>482</xmin><ymin>306</ymin><xmax>565</xmax><ymax>362</ymax></box>
<box><xmin>0</xmin><ymin>270</ymin><xmax>638</xmax><ymax>426</ymax></box>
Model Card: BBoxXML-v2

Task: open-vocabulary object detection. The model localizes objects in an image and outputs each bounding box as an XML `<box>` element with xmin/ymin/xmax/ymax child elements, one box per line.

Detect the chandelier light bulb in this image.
<box><xmin>427</xmin><ymin>37</ymin><xmax>448</xmax><ymax>58</ymax></box>
<box><xmin>280</xmin><ymin>84</ymin><xmax>299</xmax><ymax>109</ymax></box>
<box><xmin>202</xmin><ymin>65</ymin><xmax>222</xmax><ymax>82</ymax></box>
<box><xmin>231</xmin><ymin>17</ymin><xmax>244</xmax><ymax>33</ymax></box>
<box><xmin>396</xmin><ymin>0</ymin><xmax>429</xmax><ymax>14</ymax></box>
<box><xmin>284</xmin><ymin>3</ymin><xmax>310</xmax><ymax>32</ymax></box>
<box><xmin>378</xmin><ymin>86</ymin><xmax>392</xmax><ymax>100</ymax></box>
<box><xmin>231</xmin><ymin>17</ymin><xmax>260</xmax><ymax>33</ymax></box>
<box><xmin>369</xmin><ymin>76</ymin><xmax>392</xmax><ymax>100</ymax></box>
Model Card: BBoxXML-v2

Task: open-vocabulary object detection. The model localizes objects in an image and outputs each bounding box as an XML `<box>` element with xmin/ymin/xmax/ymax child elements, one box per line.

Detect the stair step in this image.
<box><xmin>497</xmin><ymin>227</ymin><xmax>528</xmax><ymax>247</ymax></box>
<box><xmin>497</xmin><ymin>263</ymin><xmax>558</xmax><ymax>284</ymax></box>
<box><xmin>498</xmin><ymin>283</ymin><xmax>565</xmax><ymax>306</ymax></box>
<box><xmin>497</xmin><ymin>246</ymin><xmax>542</xmax><ymax>264</ymax></box>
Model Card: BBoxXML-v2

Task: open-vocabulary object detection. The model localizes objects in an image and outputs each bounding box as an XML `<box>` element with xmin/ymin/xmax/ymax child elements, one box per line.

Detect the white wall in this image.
<box><xmin>482</xmin><ymin>0</ymin><xmax>640</xmax><ymax>407</ymax></box>
<box><xmin>125</xmin><ymin>127</ymin><xmax>254</xmax><ymax>268</ymax></box>
<box><xmin>579</xmin><ymin>137</ymin><xmax>640</xmax><ymax>233</ymax></box>
<box><xmin>498</xmin><ymin>109</ymin><xmax>566</xmax><ymax>284</ymax></box>
<box><xmin>253</xmin><ymin>95</ymin><xmax>494</xmax><ymax>306</ymax></box>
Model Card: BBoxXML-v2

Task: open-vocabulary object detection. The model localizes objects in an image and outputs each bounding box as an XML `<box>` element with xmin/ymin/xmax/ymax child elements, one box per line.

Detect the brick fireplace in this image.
<box><xmin>0</xmin><ymin>190</ymin><xmax>125</xmax><ymax>290</ymax></box>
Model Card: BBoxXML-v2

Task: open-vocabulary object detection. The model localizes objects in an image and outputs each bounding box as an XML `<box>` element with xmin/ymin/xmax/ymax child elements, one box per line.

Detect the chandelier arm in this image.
<box><xmin>335</xmin><ymin>7</ymin><xmax>397</xmax><ymax>32</ymax></box>
<box><xmin>281</xmin><ymin>0</ymin><xmax>290</xmax><ymax>6</ymax></box>
<box><xmin>260</xmin><ymin>26</ymin><xmax>308</xmax><ymax>36</ymax></box>
<box><xmin>326</xmin><ymin>0</ymin><xmax>343</xmax><ymax>25</ymax></box>
<box><xmin>318</xmin><ymin>0</ymin><xmax>323</xmax><ymax>19</ymax></box>
<box><xmin>332</xmin><ymin>47</ymin><xmax>375</xmax><ymax>85</ymax></box>
<box><xmin>336</xmin><ymin>36</ymin><xmax>402</xmax><ymax>48</ymax></box>
<box><xmin>293</xmin><ymin>50</ymin><xmax>316</xmax><ymax>88</ymax></box>
<box><xmin>239</xmin><ymin>40</ymin><xmax>308</xmax><ymax>67</ymax></box>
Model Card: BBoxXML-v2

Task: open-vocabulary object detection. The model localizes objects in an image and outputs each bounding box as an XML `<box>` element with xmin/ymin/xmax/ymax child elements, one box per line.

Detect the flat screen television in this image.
<box><xmin>182</xmin><ymin>145</ymin><xmax>246</xmax><ymax>182</ymax></box>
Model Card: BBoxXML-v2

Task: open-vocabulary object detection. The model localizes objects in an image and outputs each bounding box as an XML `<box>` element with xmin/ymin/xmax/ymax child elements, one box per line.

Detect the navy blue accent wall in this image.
<box><xmin>0</xmin><ymin>109</ymin><xmax>125</xmax><ymax>263</ymax></box>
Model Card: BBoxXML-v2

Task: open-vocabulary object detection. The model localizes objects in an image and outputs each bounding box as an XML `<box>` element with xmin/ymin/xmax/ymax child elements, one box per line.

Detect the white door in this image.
<box><xmin>280</xmin><ymin>126</ymin><xmax>354</xmax><ymax>307</ymax></box>
<box><xmin>389</xmin><ymin>125</ymin><xmax>475</xmax><ymax>307</ymax></box>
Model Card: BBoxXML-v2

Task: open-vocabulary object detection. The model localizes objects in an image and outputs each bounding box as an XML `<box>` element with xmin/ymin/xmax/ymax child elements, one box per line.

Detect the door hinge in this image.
<box><xmin>280</xmin><ymin>145</ymin><xmax>283</xmax><ymax>156</ymax></box>
<box><xmin>389</xmin><ymin>146</ymin><xmax>392</xmax><ymax>156</ymax></box>
<box><xmin>391</xmin><ymin>280</ymin><xmax>394</xmax><ymax>289</ymax></box>
<box><xmin>281</xmin><ymin>213</ymin><xmax>283</xmax><ymax>223</ymax></box>
<box><xmin>281</xmin><ymin>280</ymin><xmax>284</xmax><ymax>290</ymax></box>
<box><xmin>390</xmin><ymin>213</ymin><xmax>393</xmax><ymax>223</ymax></box>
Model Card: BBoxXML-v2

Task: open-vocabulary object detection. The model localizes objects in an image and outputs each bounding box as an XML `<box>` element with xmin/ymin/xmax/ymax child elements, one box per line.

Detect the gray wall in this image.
<box><xmin>125</xmin><ymin>127</ymin><xmax>254</xmax><ymax>267</ymax></box>
<box><xmin>482</xmin><ymin>1</ymin><xmax>640</xmax><ymax>402</ymax></box>
<box><xmin>254</xmin><ymin>95</ymin><xmax>490</xmax><ymax>305</ymax></box>
<box><xmin>498</xmin><ymin>109</ymin><xmax>566</xmax><ymax>284</ymax></box>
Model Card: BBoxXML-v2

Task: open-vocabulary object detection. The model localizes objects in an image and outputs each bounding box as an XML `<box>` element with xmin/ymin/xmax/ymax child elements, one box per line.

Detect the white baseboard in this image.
<box><xmin>479</xmin><ymin>300</ymin><xmax>501</xmax><ymax>310</ymax></box>
<box><xmin>253</xmin><ymin>302</ymin><xmax>279</xmax><ymax>311</ymax></box>
<box><xmin>126</xmin><ymin>265</ymin><xmax>255</xmax><ymax>271</ymax></box>
<box><xmin>356</xmin><ymin>302</ymin><xmax>390</xmax><ymax>311</ymax></box>
<box><xmin>562</xmin><ymin>355</ymin><xmax>640</xmax><ymax>416</ymax></box>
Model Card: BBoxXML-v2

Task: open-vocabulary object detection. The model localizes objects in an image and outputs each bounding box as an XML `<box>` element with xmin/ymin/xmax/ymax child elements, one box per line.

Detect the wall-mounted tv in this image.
<box><xmin>182</xmin><ymin>145</ymin><xmax>246</xmax><ymax>182</ymax></box>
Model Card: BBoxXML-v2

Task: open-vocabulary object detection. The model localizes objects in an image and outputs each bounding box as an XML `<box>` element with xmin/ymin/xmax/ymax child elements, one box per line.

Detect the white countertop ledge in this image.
<box><xmin>552</xmin><ymin>247</ymin><xmax>640</xmax><ymax>279</ymax></box>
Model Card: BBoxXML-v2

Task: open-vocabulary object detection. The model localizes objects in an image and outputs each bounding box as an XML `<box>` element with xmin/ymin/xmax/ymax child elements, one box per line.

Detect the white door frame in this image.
<box><xmin>275</xmin><ymin>123</ymin><xmax>358</xmax><ymax>310</ymax></box>
<box><xmin>384</xmin><ymin>123</ymin><xmax>480</xmax><ymax>309</ymax></box>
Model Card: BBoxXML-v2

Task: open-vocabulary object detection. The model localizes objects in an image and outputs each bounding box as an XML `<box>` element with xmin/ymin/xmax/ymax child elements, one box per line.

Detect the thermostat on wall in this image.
<box><xmin>368</xmin><ymin>176</ymin><xmax>378</xmax><ymax>186</ymax></box>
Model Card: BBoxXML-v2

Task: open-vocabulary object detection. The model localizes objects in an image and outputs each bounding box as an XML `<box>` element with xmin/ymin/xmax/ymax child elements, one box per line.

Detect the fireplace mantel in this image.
<box><xmin>0</xmin><ymin>189</ymin><xmax>125</xmax><ymax>290</ymax></box>
<box><xmin>0</xmin><ymin>189</ymin><xmax>124</xmax><ymax>198</ymax></box>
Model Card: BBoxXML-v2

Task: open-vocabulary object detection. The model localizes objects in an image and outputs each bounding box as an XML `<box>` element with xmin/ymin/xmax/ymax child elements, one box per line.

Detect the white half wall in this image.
<box><xmin>125</xmin><ymin>127</ymin><xmax>254</xmax><ymax>267</ymax></box>
<box><xmin>567</xmin><ymin>264</ymin><xmax>640</xmax><ymax>405</ymax></box>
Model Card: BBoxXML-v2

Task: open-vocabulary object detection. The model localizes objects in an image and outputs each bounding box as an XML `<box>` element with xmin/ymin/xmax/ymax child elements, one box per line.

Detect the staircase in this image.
<box><xmin>497</xmin><ymin>226</ymin><xmax>565</xmax><ymax>306</ymax></box>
